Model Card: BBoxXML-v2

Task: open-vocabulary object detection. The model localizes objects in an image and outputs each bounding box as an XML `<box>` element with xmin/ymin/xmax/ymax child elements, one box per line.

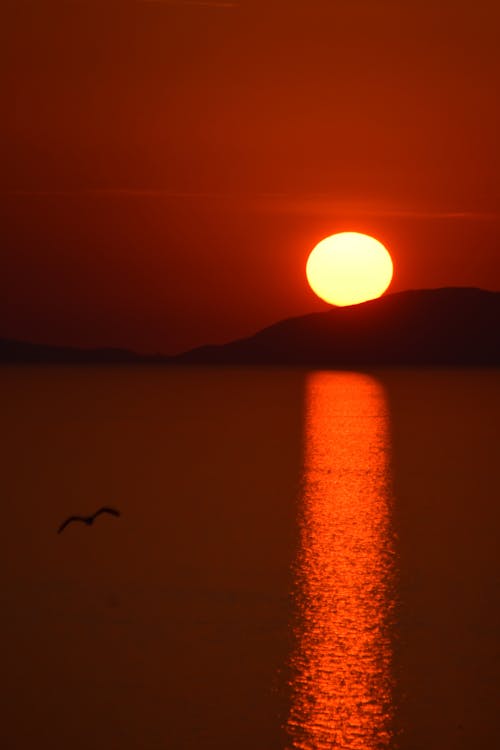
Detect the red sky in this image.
<box><xmin>2</xmin><ymin>0</ymin><xmax>500</xmax><ymax>353</ymax></box>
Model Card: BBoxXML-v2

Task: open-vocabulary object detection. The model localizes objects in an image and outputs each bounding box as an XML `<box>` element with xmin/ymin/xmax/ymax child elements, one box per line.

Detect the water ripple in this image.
<box><xmin>287</xmin><ymin>372</ymin><xmax>397</xmax><ymax>750</ymax></box>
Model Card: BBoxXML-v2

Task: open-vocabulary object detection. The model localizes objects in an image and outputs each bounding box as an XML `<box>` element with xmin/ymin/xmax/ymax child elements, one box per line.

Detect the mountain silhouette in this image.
<box><xmin>0</xmin><ymin>339</ymin><xmax>144</xmax><ymax>364</ymax></box>
<box><xmin>176</xmin><ymin>287</ymin><xmax>500</xmax><ymax>366</ymax></box>
<box><xmin>1</xmin><ymin>288</ymin><xmax>499</xmax><ymax>366</ymax></box>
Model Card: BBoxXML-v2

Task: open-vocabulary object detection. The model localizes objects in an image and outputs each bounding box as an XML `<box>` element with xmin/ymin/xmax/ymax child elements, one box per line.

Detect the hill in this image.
<box><xmin>1</xmin><ymin>288</ymin><xmax>499</xmax><ymax>366</ymax></box>
<box><xmin>0</xmin><ymin>338</ymin><xmax>143</xmax><ymax>364</ymax></box>
<box><xmin>176</xmin><ymin>287</ymin><xmax>500</xmax><ymax>366</ymax></box>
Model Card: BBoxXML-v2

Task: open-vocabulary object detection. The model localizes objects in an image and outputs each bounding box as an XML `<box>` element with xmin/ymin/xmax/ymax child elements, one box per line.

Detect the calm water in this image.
<box><xmin>0</xmin><ymin>366</ymin><xmax>498</xmax><ymax>749</ymax></box>
<box><xmin>288</xmin><ymin>374</ymin><xmax>396</xmax><ymax>750</ymax></box>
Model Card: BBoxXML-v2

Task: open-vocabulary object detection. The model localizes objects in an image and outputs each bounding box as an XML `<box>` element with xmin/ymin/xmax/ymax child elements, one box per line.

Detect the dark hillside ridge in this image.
<box><xmin>1</xmin><ymin>288</ymin><xmax>499</xmax><ymax>366</ymax></box>
<box><xmin>176</xmin><ymin>287</ymin><xmax>500</xmax><ymax>366</ymax></box>
<box><xmin>0</xmin><ymin>339</ymin><xmax>144</xmax><ymax>364</ymax></box>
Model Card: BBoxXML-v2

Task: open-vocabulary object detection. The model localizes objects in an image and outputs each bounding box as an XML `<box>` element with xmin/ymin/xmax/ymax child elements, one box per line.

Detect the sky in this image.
<box><xmin>2</xmin><ymin>0</ymin><xmax>500</xmax><ymax>353</ymax></box>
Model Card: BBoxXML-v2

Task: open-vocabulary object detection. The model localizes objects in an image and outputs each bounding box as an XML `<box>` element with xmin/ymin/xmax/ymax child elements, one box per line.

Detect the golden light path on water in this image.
<box><xmin>287</xmin><ymin>372</ymin><xmax>397</xmax><ymax>750</ymax></box>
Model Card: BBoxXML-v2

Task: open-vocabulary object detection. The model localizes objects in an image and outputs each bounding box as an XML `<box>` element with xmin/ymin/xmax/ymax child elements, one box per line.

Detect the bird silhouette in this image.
<box><xmin>57</xmin><ymin>507</ymin><xmax>121</xmax><ymax>534</ymax></box>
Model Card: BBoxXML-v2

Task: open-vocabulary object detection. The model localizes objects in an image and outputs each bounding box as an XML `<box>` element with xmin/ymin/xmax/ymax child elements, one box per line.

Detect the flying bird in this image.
<box><xmin>57</xmin><ymin>507</ymin><xmax>121</xmax><ymax>534</ymax></box>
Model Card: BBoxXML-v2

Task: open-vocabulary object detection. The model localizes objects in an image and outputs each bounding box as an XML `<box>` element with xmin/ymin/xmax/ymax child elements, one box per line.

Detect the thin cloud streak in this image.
<box><xmin>253</xmin><ymin>195</ymin><xmax>500</xmax><ymax>222</ymax></box>
<box><xmin>1</xmin><ymin>189</ymin><xmax>241</xmax><ymax>199</ymax></box>
<box><xmin>139</xmin><ymin>0</ymin><xmax>239</xmax><ymax>7</ymax></box>
<box><xmin>2</xmin><ymin>189</ymin><xmax>499</xmax><ymax>222</ymax></box>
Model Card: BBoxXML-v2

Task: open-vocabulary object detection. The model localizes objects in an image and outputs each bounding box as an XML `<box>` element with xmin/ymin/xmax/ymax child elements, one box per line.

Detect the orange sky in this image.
<box><xmin>2</xmin><ymin>0</ymin><xmax>500</xmax><ymax>353</ymax></box>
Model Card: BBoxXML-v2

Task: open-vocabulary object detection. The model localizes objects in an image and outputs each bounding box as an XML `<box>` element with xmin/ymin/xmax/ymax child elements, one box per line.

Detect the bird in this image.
<box><xmin>57</xmin><ymin>507</ymin><xmax>121</xmax><ymax>534</ymax></box>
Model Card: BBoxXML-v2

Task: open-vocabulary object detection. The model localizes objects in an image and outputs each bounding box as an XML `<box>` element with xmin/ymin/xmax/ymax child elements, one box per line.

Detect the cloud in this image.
<box><xmin>1</xmin><ymin>189</ymin><xmax>236</xmax><ymax>199</ymax></box>
<box><xmin>251</xmin><ymin>195</ymin><xmax>500</xmax><ymax>222</ymax></box>
<box><xmin>2</xmin><ymin>189</ymin><xmax>499</xmax><ymax>222</ymax></box>
<box><xmin>139</xmin><ymin>0</ymin><xmax>239</xmax><ymax>7</ymax></box>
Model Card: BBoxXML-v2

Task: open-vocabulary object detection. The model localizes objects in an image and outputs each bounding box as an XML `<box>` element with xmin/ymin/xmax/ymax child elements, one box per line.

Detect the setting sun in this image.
<box><xmin>306</xmin><ymin>232</ymin><xmax>394</xmax><ymax>306</ymax></box>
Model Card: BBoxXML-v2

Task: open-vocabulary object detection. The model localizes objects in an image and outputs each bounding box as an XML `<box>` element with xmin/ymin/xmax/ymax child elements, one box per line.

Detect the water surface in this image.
<box><xmin>0</xmin><ymin>366</ymin><xmax>498</xmax><ymax>749</ymax></box>
<box><xmin>288</xmin><ymin>372</ymin><xmax>396</xmax><ymax>749</ymax></box>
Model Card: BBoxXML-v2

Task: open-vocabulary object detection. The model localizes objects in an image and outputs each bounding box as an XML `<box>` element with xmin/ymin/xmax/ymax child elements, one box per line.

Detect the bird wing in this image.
<box><xmin>92</xmin><ymin>507</ymin><xmax>121</xmax><ymax>520</ymax></box>
<box><xmin>57</xmin><ymin>516</ymin><xmax>87</xmax><ymax>534</ymax></box>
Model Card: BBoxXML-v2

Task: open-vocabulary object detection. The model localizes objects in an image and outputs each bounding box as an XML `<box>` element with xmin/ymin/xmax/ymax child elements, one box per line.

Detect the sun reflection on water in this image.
<box><xmin>287</xmin><ymin>371</ymin><xmax>396</xmax><ymax>750</ymax></box>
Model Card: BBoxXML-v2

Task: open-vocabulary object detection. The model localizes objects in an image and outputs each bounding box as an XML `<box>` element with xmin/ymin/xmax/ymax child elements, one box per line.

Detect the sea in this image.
<box><xmin>0</xmin><ymin>365</ymin><xmax>498</xmax><ymax>750</ymax></box>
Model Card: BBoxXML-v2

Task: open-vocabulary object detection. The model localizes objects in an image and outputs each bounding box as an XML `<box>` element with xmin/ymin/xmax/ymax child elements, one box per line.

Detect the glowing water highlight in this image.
<box><xmin>287</xmin><ymin>371</ymin><xmax>396</xmax><ymax>749</ymax></box>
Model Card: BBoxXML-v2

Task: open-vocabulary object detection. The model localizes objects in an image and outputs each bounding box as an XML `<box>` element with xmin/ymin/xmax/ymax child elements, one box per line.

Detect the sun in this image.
<box><xmin>306</xmin><ymin>232</ymin><xmax>393</xmax><ymax>306</ymax></box>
